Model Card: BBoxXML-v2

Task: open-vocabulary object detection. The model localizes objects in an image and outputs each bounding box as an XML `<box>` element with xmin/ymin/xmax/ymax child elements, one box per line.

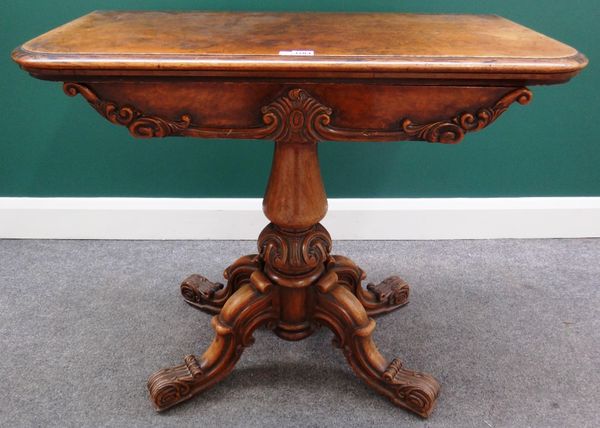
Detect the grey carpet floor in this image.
<box><xmin>0</xmin><ymin>239</ymin><xmax>598</xmax><ymax>428</ymax></box>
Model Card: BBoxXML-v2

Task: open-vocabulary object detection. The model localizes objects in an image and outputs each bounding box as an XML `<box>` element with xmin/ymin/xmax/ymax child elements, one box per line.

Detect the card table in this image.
<box><xmin>13</xmin><ymin>11</ymin><xmax>587</xmax><ymax>418</ymax></box>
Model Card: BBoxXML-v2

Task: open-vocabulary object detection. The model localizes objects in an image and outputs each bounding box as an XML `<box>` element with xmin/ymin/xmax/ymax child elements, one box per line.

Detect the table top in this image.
<box><xmin>13</xmin><ymin>11</ymin><xmax>587</xmax><ymax>82</ymax></box>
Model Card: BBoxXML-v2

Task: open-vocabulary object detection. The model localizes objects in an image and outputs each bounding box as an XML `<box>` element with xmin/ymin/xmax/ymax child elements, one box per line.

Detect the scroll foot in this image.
<box><xmin>147</xmin><ymin>354</ymin><xmax>206</xmax><ymax>411</ymax></box>
<box><xmin>381</xmin><ymin>358</ymin><xmax>440</xmax><ymax>418</ymax></box>
<box><xmin>180</xmin><ymin>274</ymin><xmax>224</xmax><ymax>315</ymax></box>
<box><xmin>365</xmin><ymin>276</ymin><xmax>410</xmax><ymax>316</ymax></box>
<box><xmin>180</xmin><ymin>254</ymin><xmax>260</xmax><ymax>315</ymax></box>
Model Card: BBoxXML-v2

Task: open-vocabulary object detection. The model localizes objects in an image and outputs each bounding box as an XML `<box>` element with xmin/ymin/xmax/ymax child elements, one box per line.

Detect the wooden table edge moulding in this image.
<box><xmin>13</xmin><ymin>11</ymin><xmax>587</xmax><ymax>418</ymax></box>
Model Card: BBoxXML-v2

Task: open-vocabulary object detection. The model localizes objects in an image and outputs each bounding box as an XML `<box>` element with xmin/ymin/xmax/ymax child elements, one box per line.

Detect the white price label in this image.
<box><xmin>278</xmin><ymin>50</ymin><xmax>315</xmax><ymax>56</ymax></box>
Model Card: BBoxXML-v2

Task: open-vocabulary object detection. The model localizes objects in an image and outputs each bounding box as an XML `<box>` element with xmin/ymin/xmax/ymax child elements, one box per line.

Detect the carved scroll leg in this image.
<box><xmin>149</xmin><ymin>272</ymin><xmax>275</xmax><ymax>411</ymax></box>
<box><xmin>330</xmin><ymin>255</ymin><xmax>410</xmax><ymax>317</ymax></box>
<box><xmin>314</xmin><ymin>271</ymin><xmax>440</xmax><ymax>418</ymax></box>
<box><xmin>180</xmin><ymin>254</ymin><xmax>260</xmax><ymax>315</ymax></box>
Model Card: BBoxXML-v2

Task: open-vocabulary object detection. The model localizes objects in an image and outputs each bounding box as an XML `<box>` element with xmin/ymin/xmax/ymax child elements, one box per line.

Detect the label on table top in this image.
<box><xmin>278</xmin><ymin>50</ymin><xmax>315</xmax><ymax>56</ymax></box>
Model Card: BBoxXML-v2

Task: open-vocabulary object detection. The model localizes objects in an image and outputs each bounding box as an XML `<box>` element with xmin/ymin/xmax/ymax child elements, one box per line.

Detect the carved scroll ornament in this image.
<box><xmin>261</xmin><ymin>88</ymin><xmax>332</xmax><ymax>144</ymax></box>
<box><xmin>315</xmin><ymin>87</ymin><xmax>532</xmax><ymax>144</ymax></box>
<box><xmin>64</xmin><ymin>83</ymin><xmax>193</xmax><ymax>138</ymax></box>
<box><xmin>258</xmin><ymin>223</ymin><xmax>332</xmax><ymax>286</ymax></box>
<box><xmin>64</xmin><ymin>83</ymin><xmax>531</xmax><ymax>144</ymax></box>
<box><xmin>398</xmin><ymin>88</ymin><xmax>532</xmax><ymax>143</ymax></box>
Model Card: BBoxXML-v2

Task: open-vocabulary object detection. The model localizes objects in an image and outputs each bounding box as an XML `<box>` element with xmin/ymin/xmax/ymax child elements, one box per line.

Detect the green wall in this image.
<box><xmin>2</xmin><ymin>1</ymin><xmax>598</xmax><ymax>198</ymax></box>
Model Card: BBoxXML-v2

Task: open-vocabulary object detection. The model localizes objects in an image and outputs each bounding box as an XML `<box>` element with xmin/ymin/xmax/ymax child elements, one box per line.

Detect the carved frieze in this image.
<box><xmin>64</xmin><ymin>83</ymin><xmax>531</xmax><ymax>145</ymax></box>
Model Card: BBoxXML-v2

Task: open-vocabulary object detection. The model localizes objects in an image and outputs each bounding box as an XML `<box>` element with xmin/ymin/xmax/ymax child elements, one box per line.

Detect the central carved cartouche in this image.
<box><xmin>261</xmin><ymin>88</ymin><xmax>332</xmax><ymax>145</ymax></box>
<box><xmin>64</xmin><ymin>83</ymin><xmax>532</xmax><ymax>146</ymax></box>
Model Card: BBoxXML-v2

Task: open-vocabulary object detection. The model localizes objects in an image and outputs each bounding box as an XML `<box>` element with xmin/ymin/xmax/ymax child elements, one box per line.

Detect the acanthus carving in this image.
<box><xmin>258</xmin><ymin>223</ymin><xmax>332</xmax><ymax>284</ymax></box>
<box><xmin>180</xmin><ymin>254</ymin><xmax>260</xmax><ymax>315</ymax></box>
<box><xmin>181</xmin><ymin>274</ymin><xmax>223</xmax><ymax>302</ymax></box>
<box><xmin>180</xmin><ymin>274</ymin><xmax>225</xmax><ymax>315</ymax></box>
<box><xmin>315</xmin><ymin>87</ymin><xmax>532</xmax><ymax>144</ymax></box>
<box><xmin>64</xmin><ymin>84</ymin><xmax>330</xmax><ymax>142</ymax></box>
<box><xmin>184</xmin><ymin>354</ymin><xmax>203</xmax><ymax>378</ymax></box>
<box><xmin>63</xmin><ymin>82</ymin><xmax>278</xmax><ymax>139</ymax></box>
<box><xmin>64</xmin><ymin>83</ymin><xmax>194</xmax><ymax>138</ymax></box>
<box><xmin>367</xmin><ymin>276</ymin><xmax>410</xmax><ymax>307</ymax></box>
<box><xmin>399</xmin><ymin>87</ymin><xmax>533</xmax><ymax>143</ymax></box>
<box><xmin>329</xmin><ymin>256</ymin><xmax>410</xmax><ymax>317</ymax></box>
<box><xmin>147</xmin><ymin>360</ymin><xmax>200</xmax><ymax>411</ymax></box>
<box><xmin>261</xmin><ymin>88</ymin><xmax>332</xmax><ymax>144</ymax></box>
<box><xmin>65</xmin><ymin>83</ymin><xmax>530</xmax><ymax>145</ymax></box>
<box><xmin>382</xmin><ymin>358</ymin><xmax>440</xmax><ymax>418</ymax></box>
<box><xmin>265</xmin><ymin>87</ymin><xmax>532</xmax><ymax>145</ymax></box>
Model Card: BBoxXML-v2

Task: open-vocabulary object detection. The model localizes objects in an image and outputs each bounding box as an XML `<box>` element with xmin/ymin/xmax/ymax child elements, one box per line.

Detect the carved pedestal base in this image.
<box><xmin>148</xmin><ymin>223</ymin><xmax>440</xmax><ymax>418</ymax></box>
<box><xmin>145</xmin><ymin>85</ymin><xmax>453</xmax><ymax>418</ymax></box>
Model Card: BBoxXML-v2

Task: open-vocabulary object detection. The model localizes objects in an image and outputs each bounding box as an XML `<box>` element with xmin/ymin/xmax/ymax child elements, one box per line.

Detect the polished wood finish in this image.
<box><xmin>13</xmin><ymin>11</ymin><xmax>587</xmax><ymax>82</ymax></box>
<box><xmin>61</xmin><ymin>82</ymin><xmax>533</xmax><ymax>145</ymax></box>
<box><xmin>13</xmin><ymin>11</ymin><xmax>587</xmax><ymax>419</ymax></box>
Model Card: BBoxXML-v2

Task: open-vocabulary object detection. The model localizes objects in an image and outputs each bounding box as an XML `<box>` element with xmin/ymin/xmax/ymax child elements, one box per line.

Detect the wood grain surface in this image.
<box><xmin>13</xmin><ymin>11</ymin><xmax>587</xmax><ymax>82</ymax></box>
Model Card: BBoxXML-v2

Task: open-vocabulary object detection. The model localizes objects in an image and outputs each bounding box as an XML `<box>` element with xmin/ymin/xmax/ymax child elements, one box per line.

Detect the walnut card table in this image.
<box><xmin>13</xmin><ymin>11</ymin><xmax>587</xmax><ymax>418</ymax></box>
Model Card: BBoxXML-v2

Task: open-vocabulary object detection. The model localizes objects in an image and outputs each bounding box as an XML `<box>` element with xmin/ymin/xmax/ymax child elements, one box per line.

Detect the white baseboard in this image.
<box><xmin>0</xmin><ymin>197</ymin><xmax>599</xmax><ymax>240</ymax></box>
